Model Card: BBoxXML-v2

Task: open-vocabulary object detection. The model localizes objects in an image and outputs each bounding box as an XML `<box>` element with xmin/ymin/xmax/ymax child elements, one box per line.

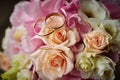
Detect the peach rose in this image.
<box><xmin>38</xmin><ymin>13</ymin><xmax>79</xmax><ymax>47</ymax></box>
<box><xmin>30</xmin><ymin>46</ymin><xmax>74</xmax><ymax>80</ymax></box>
<box><xmin>46</xmin><ymin>26</ymin><xmax>67</xmax><ymax>44</ymax></box>
<box><xmin>0</xmin><ymin>52</ymin><xmax>11</xmax><ymax>71</ymax></box>
<box><xmin>84</xmin><ymin>29</ymin><xmax>111</xmax><ymax>54</ymax></box>
<box><xmin>40</xmin><ymin>25</ymin><xmax>79</xmax><ymax>47</ymax></box>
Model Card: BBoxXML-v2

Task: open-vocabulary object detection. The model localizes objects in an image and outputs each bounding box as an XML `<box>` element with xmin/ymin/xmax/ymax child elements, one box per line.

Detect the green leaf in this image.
<box><xmin>1</xmin><ymin>67</ymin><xmax>19</xmax><ymax>80</ymax></box>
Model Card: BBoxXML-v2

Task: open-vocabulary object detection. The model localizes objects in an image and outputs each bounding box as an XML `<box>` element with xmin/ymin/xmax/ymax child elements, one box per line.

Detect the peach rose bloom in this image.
<box><xmin>40</xmin><ymin>25</ymin><xmax>79</xmax><ymax>47</ymax></box>
<box><xmin>84</xmin><ymin>29</ymin><xmax>111</xmax><ymax>54</ymax></box>
<box><xmin>30</xmin><ymin>46</ymin><xmax>74</xmax><ymax>80</ymax></box>
<box><xmin>0</xmin><ymin>52</ymin><xmax>11</xmax><ymax>71</ymax></box>
<box><xmin>39</xmin><ymin>13</ymin><xmax>79</xmax><ymax>47</ymax></box>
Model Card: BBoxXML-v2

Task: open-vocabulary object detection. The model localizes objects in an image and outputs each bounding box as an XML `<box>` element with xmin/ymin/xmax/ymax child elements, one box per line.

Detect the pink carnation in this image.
<box><xmin>4</xmin><ymin>22</ymin><xmax>44</xmax><ymax>58</ymax></box>
<box><xmin>10</xmin><ymin>0</ymin><xmax>91</xmax><ymax>37</ymax></box>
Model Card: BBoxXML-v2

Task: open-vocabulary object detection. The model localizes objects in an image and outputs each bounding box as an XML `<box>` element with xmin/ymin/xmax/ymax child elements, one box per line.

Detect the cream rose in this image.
<box><xmin>79</xmin><ymin>0</ymin><xmax>109</xmax><ymax>19</ymax></box>
<box><xmin>30</xmin><ymin>46</ymin><xmax>74</xmax><ymax>80</ymax></box>
<box><xmin>75</xmin><ymin>52</ymin><xmax>95</xmax><ymax>72</ymax></box>
<box><xmin>75</xmin><ymin>53</ymin><xmax>96</xmax><ymax>79</ymax></box>
<box><xmin>84</xmin><ymin>29</ymin><xmax>111</xmax><ymax>54</ymax></box>
<box><xmin>96</xmin><ymin>56</ymin><xmax>115</xmax><ymax>80</ymax></box>
<box><xmin>75</xmin><ymin>52</ymin><xmax>115</xmax><ymax>80</ymax></box>
<box><xmin>100</xmin><ymin>20</ymin><xmax>120</xmax><ymax>43</ymax></box>
<box><xmin>88</xmin><ymin>19</ymin><xmax>119</xmax><ymax>39</ymax></box>
<box><xmin>17</xmin><ymin>69</ymin><xmax>33</xmax><ymax>80</ymax></box>
<box><xmin>38</xmin><ymin>13</ymin><xmax>79</xmax><ymax>47</ymax></box>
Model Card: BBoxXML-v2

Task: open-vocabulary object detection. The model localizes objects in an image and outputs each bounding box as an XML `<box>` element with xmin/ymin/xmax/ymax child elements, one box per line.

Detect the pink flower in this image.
<box><xmin>3</xmin><ymin>22</ymin><xmax>44</xmax><ymax>58</ymax></box>
<box><xmin>10</xmin><ymin>0</ymin><xmax>91</xmax><ymax>38</ymax></box>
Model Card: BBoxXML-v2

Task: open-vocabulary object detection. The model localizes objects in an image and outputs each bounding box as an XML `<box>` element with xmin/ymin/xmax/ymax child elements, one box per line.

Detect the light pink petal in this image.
<box><xmin>21</xmin><ymin>36</ymin><xmax>44</xmax><ymax>53</ymax></box>
<box><xmin>10</xmin><ymin>0</ymin><xmax>62</xmax><ymax>26</ymax></box>
<box><xmin>59</xmin><ymin>0</ymin><xmax>92</xmax><ymax>39</ymax></box>
<box><xmin>10</xmin><ymin>1</ymin><xmax>34</xmax><ymax>26</ymax></box>
<box><xmin>5</xmin><ymin>41</ymin><xmax>21</xmax><ymax>59</ymax></box>
<box><xmin>69</xmin><ymin>17</ymin><xmax>92</xmax><ymax>38</ymax></box>
<box><xmin>39</xmin><ymin>0</ymin><xmax>58</xmax><ymax>15</ymax></box>
<box><xmin>24</xmin><ymin>21</ymin><xmax>39</xmax><ymax>37</ymax></box>
<box><xmin>3</xmin><ymin>27</ymin><xmax>23</xmax><ymax>58</ymax></box>
<box><xmin>22</xmin><ymin>21</ymin><xmax>44</xmax><ymax>53</ymax></box>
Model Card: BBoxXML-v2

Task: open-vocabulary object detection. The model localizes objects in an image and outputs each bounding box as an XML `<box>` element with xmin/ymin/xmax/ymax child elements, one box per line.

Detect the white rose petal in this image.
<box><xmin>80</xmin><ymin>0</ymin><xmax>109</xmax><ymax>19</ymax></box>
<box><xmin>17</xmin><ymin>69</ymin><xmax>33</xmax><ymax>80</ymax></box>
<box><xmin>96</xmin><ymin>56</ymin><xmax>116</xmax><ymax>80</ymax></box>
<box><xmin>75</xmin><ymin>52</ymin><xmax>115</xmax><ymax>80</ymax></box>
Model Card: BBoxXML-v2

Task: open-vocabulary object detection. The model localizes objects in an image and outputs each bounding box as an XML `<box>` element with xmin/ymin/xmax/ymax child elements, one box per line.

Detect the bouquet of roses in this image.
<box><xmin>0</xmin><ymin>0</ymin><xmax>120</xmax><ymax>80</ymax></box>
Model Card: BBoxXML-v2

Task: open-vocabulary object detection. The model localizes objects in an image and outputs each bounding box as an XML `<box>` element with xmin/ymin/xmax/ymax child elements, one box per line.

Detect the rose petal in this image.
<box><xmin>10</xmin><ymin>1</ymin><xmax>34</xmax><ymax>26</ymax></box>
<box><xmin>21</xmin><ymin>36</ymin><xmax>44</xmax><ymax>53</ymax></box>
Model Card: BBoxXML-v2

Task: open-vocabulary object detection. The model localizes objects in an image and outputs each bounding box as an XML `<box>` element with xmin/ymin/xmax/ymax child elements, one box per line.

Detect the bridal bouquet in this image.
<box><xmin>1</xmin><ymin>0</ymin><xmax>120</xmax><ymax>80</ymax></box>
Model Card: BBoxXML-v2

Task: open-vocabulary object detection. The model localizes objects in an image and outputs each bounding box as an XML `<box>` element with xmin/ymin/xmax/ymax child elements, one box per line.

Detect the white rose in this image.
<box><xmin>75</xmin><ymin>52</ymin><xmax>95</xmax><ymax>72</ymax></box>
<box><xmin>17</xmin><ymin>69</ymin><xmax>33</xmax><ymax>80</ymax></box>
<box><xmin>79</xmin><ymin>0</ymin><xmax>109</xmax><ymax>19</ymax></box>
<box><xmin>75</xmin><ymin>52</ymin><xmax>95</xmax><ymax>79</ymax></box>
<box><xmin>96</xmin><ymin>56</ymin><xmax>116</xmax><ymax>80</ymax></box>
<box><xmin>75</xmin><ymin>52</ymin><xmax>115</xmax><ymax>80</ymax></box>
<box><xmin>100</xmin><ymin>20</ymin><xmax>120</xmax><ymax>43</ymax></box>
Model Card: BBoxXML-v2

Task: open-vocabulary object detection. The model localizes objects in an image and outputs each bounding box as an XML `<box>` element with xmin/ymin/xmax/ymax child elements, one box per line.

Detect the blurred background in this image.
<box><xmin>0</xmin><ymin>0</ymin><xmax>20</xmax><ymax>51</ymax></box>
